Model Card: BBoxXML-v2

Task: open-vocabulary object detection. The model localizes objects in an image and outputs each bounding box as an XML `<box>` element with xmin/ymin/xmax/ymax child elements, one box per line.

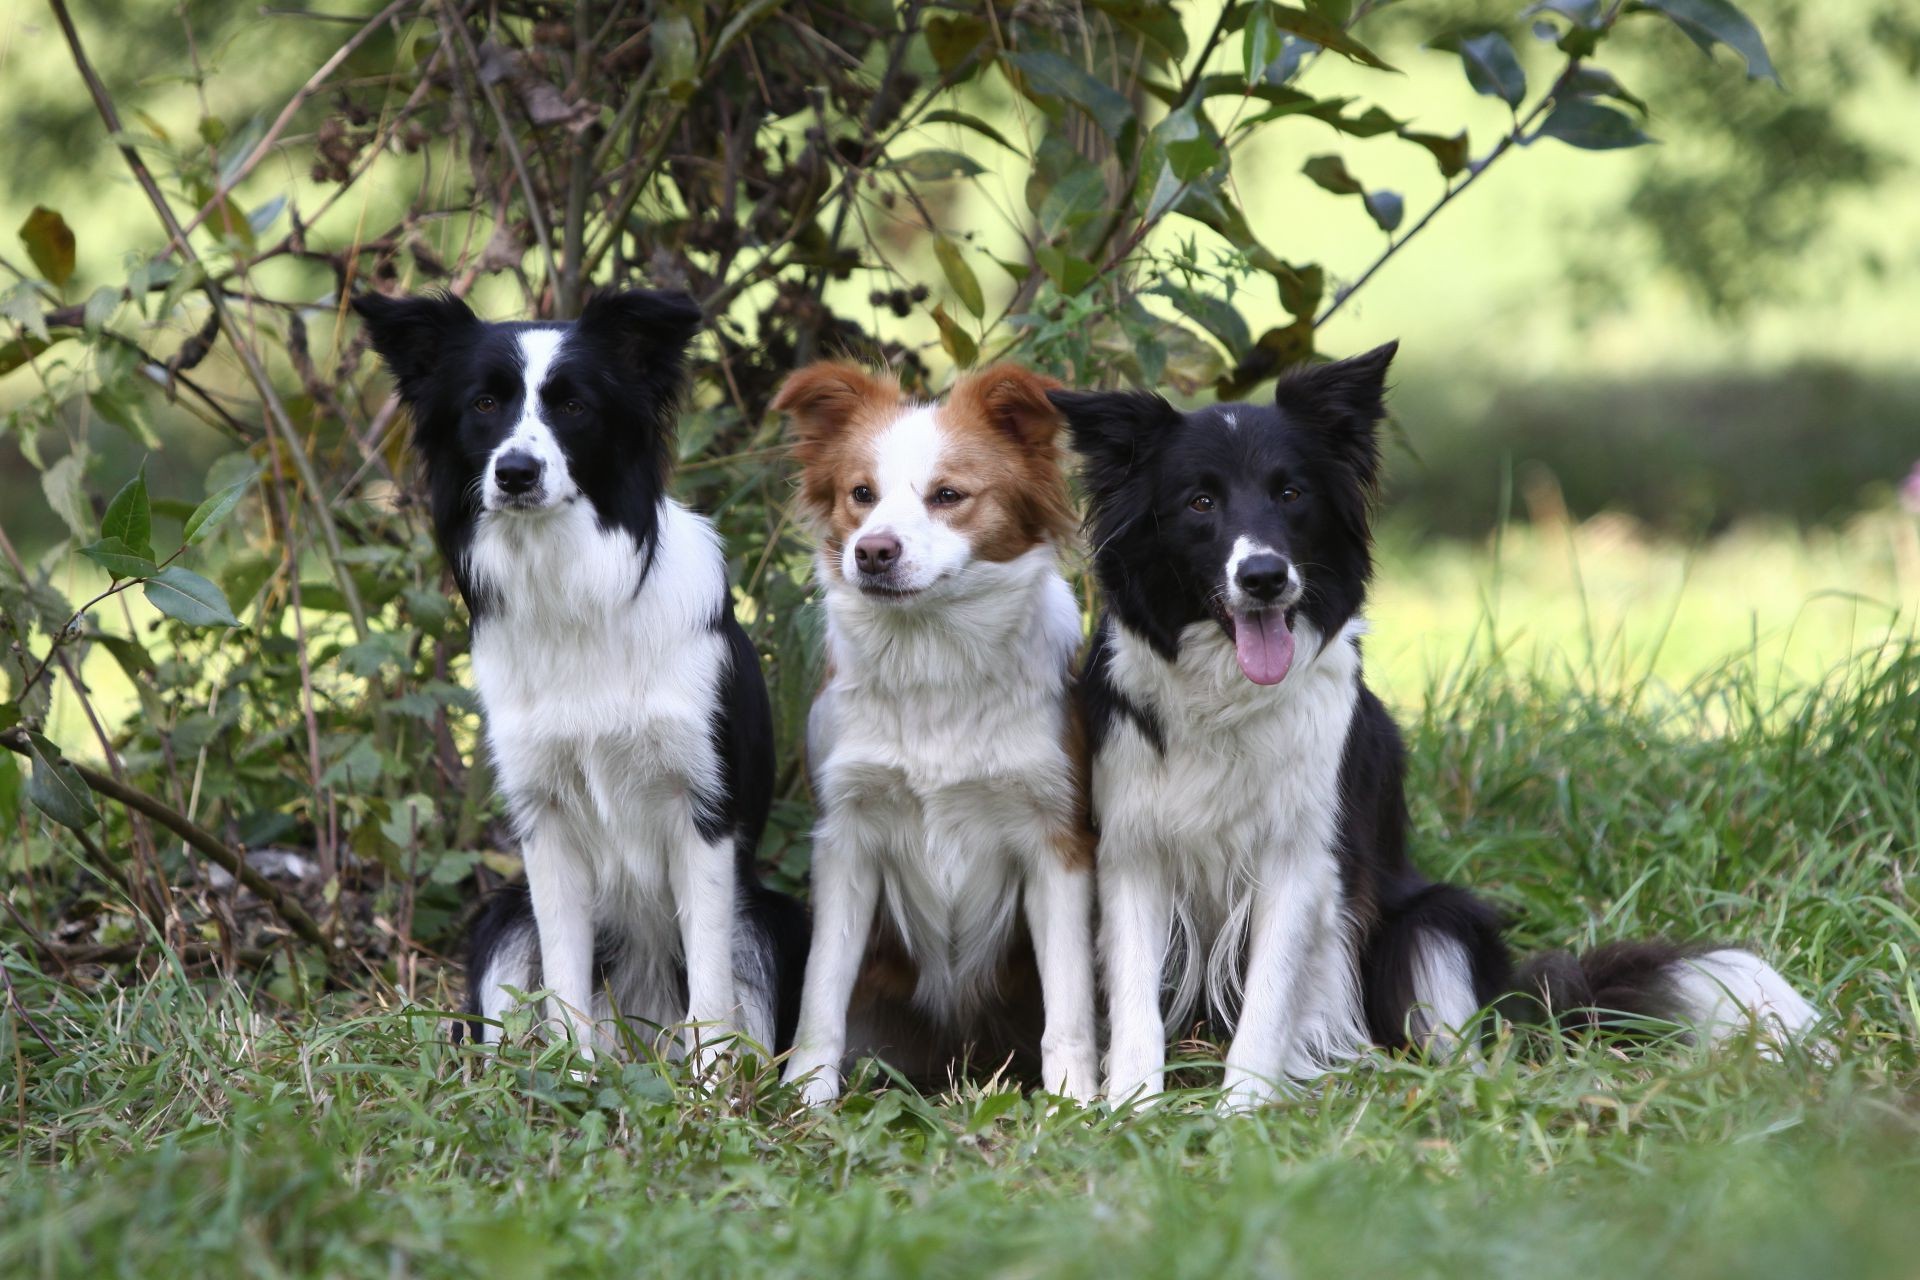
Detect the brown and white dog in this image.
<box><xmin>772</xmin><ymin>362</ymin><xmax>1099</xmax><ymax>1103</ymax></box>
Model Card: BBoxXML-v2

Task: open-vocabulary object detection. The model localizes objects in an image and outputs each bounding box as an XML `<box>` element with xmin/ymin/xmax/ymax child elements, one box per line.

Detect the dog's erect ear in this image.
<box><xmin>947</xmin><ymin>364</ymin><xmax>1063</xmax><ymax>448</ymax></box>
<box><xmin>1274</xmin><ymin>341</ymin><xmax>1396</xmax><ymax>486</ymax></box>
<box><xmin>576</xmin><ymin>289</ymin><xmax>703</xmax><ymax>363</ymax></box>
<box><xmin>352</xmin><ymin>291</ymin><xmax>479</xmax><ymax>401</ymax></box>
<box><xmin>1048</xmin><ymin>388</ymin><xmax>1181</xmax><ymax>475</ymax></box>
<box><xmin>770</xmin><ymin>362</ymin><xmax>901</xmax><ymax>446</ymax></box>
<box><xmin>1274</xmin><ymin>341</ymin><xmax>1397</xmax><ymax>428</ymax></box>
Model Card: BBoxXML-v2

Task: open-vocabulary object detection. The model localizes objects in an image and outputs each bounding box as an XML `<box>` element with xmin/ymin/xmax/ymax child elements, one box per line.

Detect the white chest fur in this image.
<box><xmin>1095</xmin><ymin>616</ymin><xmax>1365</xmax><ymax>1022</ymax></box>
<box><xmin>809</xmin><ymin>547</ymin><xmax>1081</xmax><ymax>1018</ymax></box>
<box><xmin>469</xmin><ymin>500</ymin><xmax>729</xmax><ymax>902</ymax></box>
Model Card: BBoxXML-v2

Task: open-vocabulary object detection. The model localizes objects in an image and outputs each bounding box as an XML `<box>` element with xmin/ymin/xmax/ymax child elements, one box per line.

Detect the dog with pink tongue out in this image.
<box><xmin>1054</xmin><ymin>343</ymin><xmax>1821</xmax><ymax>1110</ymax></box>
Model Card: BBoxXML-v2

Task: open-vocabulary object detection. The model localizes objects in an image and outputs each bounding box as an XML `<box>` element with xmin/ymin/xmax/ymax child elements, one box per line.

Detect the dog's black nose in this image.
<box><xmin>1236</xmin><ymin>553</ymin><xmax>1290</xmax><ymax>603</ymax></box>
<box><xmin>853</xmin><ymin>533</ymin><xmax>901</xmax><ymax>573</ymax></box>
<box><xmin>493</xmin><ymin>450</ymin><xmax>543</xmax><ymax>495</ymax></box>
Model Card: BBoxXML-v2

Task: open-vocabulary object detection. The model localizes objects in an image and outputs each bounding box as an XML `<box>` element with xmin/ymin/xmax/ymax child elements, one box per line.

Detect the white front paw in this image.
<box><xmin>784</xmin><ymin>1060</ymin><xmax>842</xmax><ymax>1108</ymax></box>
<box><xmin>1218</xmin><ymin>1066</ymin><xmax>1280</xmax><ymax>1113</ymax></box>
<box><xmin>1104</xmin><ymin>1040</ymin><xmax>1166</xmax><ymax>1106</ymax></box>
<box><xmin>1041</xmin><ymin>1049</ymin><xmax>1101</xmax><ymax>1104</ymax></box>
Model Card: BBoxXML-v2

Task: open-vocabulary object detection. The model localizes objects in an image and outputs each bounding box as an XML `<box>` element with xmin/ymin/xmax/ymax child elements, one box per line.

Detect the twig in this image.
<box><xmin>0</xmin><ymin>728</ymin><xmax>336</xmax><ymax>956</ymax></box>
<box><xmin>162</xmin><ymin>0</ymin><xmax>418</xmax><ymax>254</ymax></box>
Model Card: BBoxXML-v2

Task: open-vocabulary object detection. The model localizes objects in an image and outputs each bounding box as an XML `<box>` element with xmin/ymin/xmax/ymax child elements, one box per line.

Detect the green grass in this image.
<box><xmin>5</xmin><ymin>625</ymin><xmax>1917</xmax><ymax>1278</ymax></box>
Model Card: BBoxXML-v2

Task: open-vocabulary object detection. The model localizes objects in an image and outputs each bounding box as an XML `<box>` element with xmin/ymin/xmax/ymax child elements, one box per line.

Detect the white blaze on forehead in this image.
<box><xmin>871</xmin><ymin>405</ymin><xmax>941</xmax><ymax>501</ymax></box>
<box><xmin>514</xmin><ymin>328</ymin><xmax>565</xmax><ymax>423</ymax></box>
<box><xmin>840</xmin><ymin>403</ymin><xmax>975</xmax><ymax>592</ymax></box>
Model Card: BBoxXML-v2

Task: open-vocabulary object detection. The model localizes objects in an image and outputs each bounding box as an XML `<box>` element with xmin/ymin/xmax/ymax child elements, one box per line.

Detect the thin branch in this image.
<box><xmin>1316</xmin><ymin>63</ymin><xmax>1581</xmax><ymax>330</ymax></box>
<box><xmin>163</xmin><ymin>0</ymin><xmax>419</xmax><ymax>255</ymax></box>
<box><xmin>1</xmin><ymin>728</ymin><xmax>336</xmax><ymax>956</ymax></box>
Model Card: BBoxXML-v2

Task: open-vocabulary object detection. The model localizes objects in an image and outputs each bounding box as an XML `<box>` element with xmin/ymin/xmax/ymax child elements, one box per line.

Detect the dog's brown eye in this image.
<box><xmin>473</xmin><ymin>395</ymin><xmax>498</xmax><ymax>414</ymax></box>
<box><xmin>851</xmin><ymin>485</ymin><xmax>875</xmax><ymax>504</ymax></box>
<box><xmin>560</xmin><ymin>399</ymin><xmax>586</xmax><ymax>416</ymax></box>
<box><xmin>1189</xmin><ymin>494</ymin><xmax>1215</xmax><ymax>513</ymax></box>
<box><xmin>930</xmin><ymin>487</ymin><xmax>965</xmax><ymax>506</ymax></box>
<box><xmin>1280</xmin><ymin>486</ymin><xmax>1302</xmax><ymax>503</ymax></box>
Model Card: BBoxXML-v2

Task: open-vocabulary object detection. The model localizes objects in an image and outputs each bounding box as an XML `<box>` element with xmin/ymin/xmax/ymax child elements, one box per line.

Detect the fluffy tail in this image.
<box><xmin>1510</xmin><ymin>941</ymin><xmax>1822</xmax><ymax>1052</ymax></box>
<box><xmin>1367</xmin><ymin>878</ymin><xmax>1822</xmax><ymax>1055</ymax></box>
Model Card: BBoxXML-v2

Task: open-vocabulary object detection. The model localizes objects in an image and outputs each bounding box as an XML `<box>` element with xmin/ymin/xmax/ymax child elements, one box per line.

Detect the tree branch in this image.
<box><xmin>1</xmin><ymin>728</ymin><xmax>336</xmax><ymax>957</ymax></box>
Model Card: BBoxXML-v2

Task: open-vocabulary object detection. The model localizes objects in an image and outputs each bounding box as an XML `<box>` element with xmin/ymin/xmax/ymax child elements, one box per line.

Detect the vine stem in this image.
<box><xmin>1315</xmin><ymin>62</ymin><xmax>1580</xmax><ymax>330</ymax></box>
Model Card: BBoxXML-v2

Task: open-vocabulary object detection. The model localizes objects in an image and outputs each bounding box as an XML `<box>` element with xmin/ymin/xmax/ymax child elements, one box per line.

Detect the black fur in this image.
<box><xmin>1055</xmin><ymin>346</ymin><xmax>1709</xmax><ymax>1047</ymax></box>
<box><xmin>356</xmin><ymin>288</ymin><xmax>806</xmax><ymax>1053</ymax></box>
<box><xmin>351</xmin><ymin>289</ymin><xmax>699</xmax><ymax>618</ymax></box>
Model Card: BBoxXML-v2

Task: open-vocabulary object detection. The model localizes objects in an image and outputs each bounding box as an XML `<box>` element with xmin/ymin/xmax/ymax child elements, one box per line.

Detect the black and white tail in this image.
<box><xmin>1364</xmin><ymin>877</ymin><xmax>1822</xmax><ymax>1055</ymax></box>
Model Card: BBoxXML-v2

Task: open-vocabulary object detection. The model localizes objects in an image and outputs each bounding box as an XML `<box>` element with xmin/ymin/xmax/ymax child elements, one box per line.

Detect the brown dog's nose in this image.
<box><xmin>853</xmin><ymin>533</ymin><xmax>901</xmax><ymax>574</ymax></box>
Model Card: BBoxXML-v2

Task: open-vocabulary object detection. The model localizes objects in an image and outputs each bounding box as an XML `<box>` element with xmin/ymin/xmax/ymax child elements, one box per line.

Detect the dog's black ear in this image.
<box><xmin>1048</xmin><ymin>389</ymin><xmax>1180</xmax><ymax>472</ymax></box>
<box><xmin>352</xmin><ymin>291</ymin><xmax>479</xmax><ymax>401</ymax></box>
<box><xmin>576</xmin><ymin>289</ymin><xmax>703</xmax><ymax>364</ymax></box>
<box><xmin>1274</xmin><ymin>341</ymin><xmax>1396</xmax><ymax>427</ymax></box>
<box><xmin>1274</xmin><ymin>340</ymin><xmax>1396</xmax><ymax>486</ymax></box>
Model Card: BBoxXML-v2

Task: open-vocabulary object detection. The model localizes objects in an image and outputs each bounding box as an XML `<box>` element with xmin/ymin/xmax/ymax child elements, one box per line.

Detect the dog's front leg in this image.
<box><xmin>521</xmin><ymin>817</ymin><xmax>598</xmax><ymax>1058</ymax></box>
<box><xmin>781</xmin><ymin>831</ymin><xmax>878</xmax><ymax>1106</ymax></box>
<box><xmin>1101</xmin><ymin>861</ymin><xmax>1171</xmax><ymax>1102</ymax></box>
<box><xmin>671</xmin><ymin>831</ymin><xmax>743</xmax><ymax>1074</ymax></box>
<box><xmin>1025</xmin><ymin>845</ymin><xmax>1099</xmax><ymax>1102</ymax></box>
<box><xmin>1220</xmin><ymin>853</ymin><xmax>1328</xmax><ymax>1110</ymax></box>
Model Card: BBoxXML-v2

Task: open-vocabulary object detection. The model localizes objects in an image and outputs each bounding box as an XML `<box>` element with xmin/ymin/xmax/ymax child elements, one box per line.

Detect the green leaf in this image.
<box><xmin>1302</xmin><ymin>154</ymin><xmax>1363</xmax><ymax>196</ymax></box>
<box><xmin>39</xmin><ymin>448</ymin><xmax>92</xmax><ymax>541</ymax></box>
<box><xmin>1216</xmin><ymin>321</ymin><xmax>1316</xmax><ymax>400</ymax></box>
<box><xmin>89</xmin><ymin>387</ymin><xmax>162</xmax><ymax>449</ymax></box>
<box><xmin>1434</xmin><ymin>31</ymin><xmax>1528</xmax><ymax>110</ymax></box>
<box><xmin>1261</xmin><ymin>5</ymin><xmax>1397</xmax><ymax>72</ymax></box>
<box><xmin>891</xmin><ymin>150</ymin><xmax>987</xmax><ymax>182</ymax></box>
<box><xmin>143</xmin><ymin>566</ymin><xmax>241</xmax><ymax>628</ymax></box>
<box><xmin>79</xmin><ymin>537</ymin><xmax>158</xmax><ymax>581</ymax></box>
<box><xmin>931</xmin><ymin>304</ymin><xmax>977</xmax><ymax>369</ymax></box>
<box><xmin>101</xmin><ymin>466</ymin><xmax>153</xmax><ymax>560</ymax></box>
<box><xmin>81</xmin><ymin>286</ymin><xmax>120</xmax><ymax>334</ymax></box>
<box><xmin>921</xmin><ymin>110</ymin><xmax>1019</xmax><ymax>152</ymax></box>
<box><xmin>1034</xmin><ymin>247</ymin><xmax>1098</xmax><ymax>294</ymax></box>
<box><xmin>1149</xmin><ymin>282</ymin><xmax>1251</xmax><ymax>355</ymax></box>
<box><xmin>0</xmin><ymin>332</ymin><xmax>52</xmax><ymax>375</ymax></box>
<box><xmin>1629</xmin><ymin>0</ymin><xmax>1779</xmax><ymax>86</ymax></box>
<box><xmin>1564</xmin><ymin>65</ymin><xmax>1648</xmax><ymax>115</ymax></box>
<box><xmin>18</xmin><ymin>207</ymin><xmax>76</xmax><ymax>288</ymax></box>
<box><xmin>183</xmin><ymin>476</ymin><xmax>252</xmax><ymax>545</ymax></box>
<box><xmin>1536</xmin><ymin>99</ymin><xmax>1655</xmax><ymax>149</ymax></box>
<box><xmin>1154</xmin><ymin>101</ymin><xmax>1223</xmax><ymax>184</ymax></box>
<box><xmin>924</xmin><ymin>13</ymin><xmax>989</xmax><ymax>74</ymax></box>
<box><xmin>1401</xmin><ymin>129</ymin><xmax>1470</xmax><ymax>178</ymax></box>
<box><xmin>23</xmin><ymin>731</ymin><xmax>99</xmax><ymax>830</ymax></box>
<box><xmin>0</xmin><ymin>749</ymin><xmax>20</xmax><ymax>828</ymax></box>
<box><xmin>380</xmin><ymin>792</ymin><xmax>438</xmax><ymax>851</ymax></box>
<box><xmin>1242</xmin><ymin>4</ymin><xmax>1283</xmax><ymax>83</ymax></box>
<box><xmin>1005</xmin><ymin>50</ymin><xmax>1136</xmax><ymax>141</ymax></box>
<box><xmin>933</xmin><ymin>236</ymin><xmax>984</xmax><ymax>319</ymax></box>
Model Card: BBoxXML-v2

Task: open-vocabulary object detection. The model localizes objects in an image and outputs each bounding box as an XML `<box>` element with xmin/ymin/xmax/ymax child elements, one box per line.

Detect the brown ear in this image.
<box><xmin>948</xmin><ymin>364</ymin><xmax>1063</xmax><ymax>448</ymax></box>
<box><xmin>770</xmin><ymin>362</ymin><xmax>901</xmax><ymax>448</ymax></box>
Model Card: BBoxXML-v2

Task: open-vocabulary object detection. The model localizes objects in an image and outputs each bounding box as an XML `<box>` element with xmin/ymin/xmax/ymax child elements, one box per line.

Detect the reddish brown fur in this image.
<box><xmin>773</xmin><ymin>360</ymin><xmax>1075</xmax><ymax>570</ymax></box>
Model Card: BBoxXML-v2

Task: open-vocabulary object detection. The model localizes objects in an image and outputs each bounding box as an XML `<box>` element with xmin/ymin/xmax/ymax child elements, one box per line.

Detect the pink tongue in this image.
<box><xmin>1233</xmin><ymin>611</ymin><xmax>1295</xmax><ymax>685</ymax></box>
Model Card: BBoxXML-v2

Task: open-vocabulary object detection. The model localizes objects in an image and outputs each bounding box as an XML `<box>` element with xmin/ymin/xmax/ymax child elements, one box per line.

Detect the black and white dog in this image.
<box><xmin>354</xmin><ymin>289</ymin><xmax>806</xmax><ymax>1062</ymax></box>
<box><xmin>1053</xmin><ymin>344</ymin><xmax>1819</xmax><ymax>1106</ymax></box>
